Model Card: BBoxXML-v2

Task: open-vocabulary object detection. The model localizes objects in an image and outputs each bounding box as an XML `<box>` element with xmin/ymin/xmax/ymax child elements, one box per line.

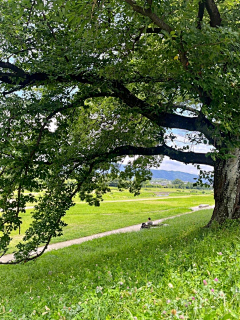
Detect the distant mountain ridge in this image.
<box><xmin>119</xmin><ymin>165</ymin><xmax>198</xmax><ymax>183</ymax></box>
<box><xmin>150</xmin><ymin>169</ymin><xmax>198</xmax><ymax>183</ymax></box>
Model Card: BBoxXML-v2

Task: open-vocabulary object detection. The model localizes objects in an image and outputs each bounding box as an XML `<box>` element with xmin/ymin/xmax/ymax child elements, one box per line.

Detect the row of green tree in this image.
<box><xmin>110</xmin><ymin>178</ymin><xmax>210</xmax><ymax>190</ymax></box>
<box><xmin>168</xmin><ymin>179</ymin><xmax>210</xmax><ymax>190</ymax></box>
<box><xmin>145</xmin><ymin>179</ymin><xmax>211</xmax><ymax>190</ymax></box>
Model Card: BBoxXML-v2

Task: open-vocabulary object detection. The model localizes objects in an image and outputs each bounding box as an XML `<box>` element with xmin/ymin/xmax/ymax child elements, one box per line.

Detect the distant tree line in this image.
<box><xmin>171</xmin><ymin>179</ymin><xmax>210</xmax><ymax>190</ymax></box>
<box><xmin>109</xmin><ymin>178</ymin><xmax>211</xmax><ymax>190</ymax></box>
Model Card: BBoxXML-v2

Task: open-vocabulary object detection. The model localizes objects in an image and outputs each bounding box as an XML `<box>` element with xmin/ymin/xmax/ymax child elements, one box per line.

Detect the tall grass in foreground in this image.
<box><xmin>0</xmin><ymin>209</ymin><xmax>240</xmax><ymax>319</ymax></box>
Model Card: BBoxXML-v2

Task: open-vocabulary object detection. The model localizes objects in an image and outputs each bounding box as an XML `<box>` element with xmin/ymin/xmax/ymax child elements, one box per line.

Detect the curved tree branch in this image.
<box><xmin>111</xmin><ymin>81</ymin><xmax>218</xmax><ymax>145</ymax></box>
<box><xmin>0</xmin><ymin>66</ymin><xmax>90</xmax><ymax>95</ymax></box>
<box><xmin>0</xmin><ymin>61</ymin><xmax>219</xmax><ymax>147</ymax></box>
<box><xmin>107</xmin><ymin>144</ymin><xmax>214</xmax><ymax>166</ymax></box>
<box><xmin>68</xmin><ymin>143</ymin><xmax>214</xmax><ymax>167</ymax></box>
<box><xmin>0</xmin><ymin>61</ymin><xmax>26</xmax><ymax>76</ymax></box>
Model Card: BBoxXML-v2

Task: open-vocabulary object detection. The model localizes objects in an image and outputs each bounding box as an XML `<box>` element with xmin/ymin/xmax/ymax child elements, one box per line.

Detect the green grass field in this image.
<box><xmin>20</xmin><ymin>187</ymin><xmax>212</xmax><ymax>206</ymax></box>
<box><xmin>99</xmin><ymin>187</ymin><xmax>212</xmax><ymax>201</ymax></box>
<box><xmin>1</xmin><ymin>208</ymin><xmax>240</xmax><ymax>319</ymax></box>
<box><xmin>8</xmin><ymin>188</ymin><xmax>214</xmax><ymax>249</ymax></box>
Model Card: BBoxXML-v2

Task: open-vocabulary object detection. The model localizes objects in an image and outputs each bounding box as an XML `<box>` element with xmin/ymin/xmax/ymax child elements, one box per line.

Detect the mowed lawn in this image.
<box><xmin>8</xmin><ymin>188</ymin><xmax>214</xmax><ymax>250</ymax></box>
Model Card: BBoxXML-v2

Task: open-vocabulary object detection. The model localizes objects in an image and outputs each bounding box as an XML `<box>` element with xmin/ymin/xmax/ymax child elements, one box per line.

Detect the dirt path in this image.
<box><xmin>0</xmin><ymin>205</ymin><xmax>214</xmax><ymax>263</ymax></box>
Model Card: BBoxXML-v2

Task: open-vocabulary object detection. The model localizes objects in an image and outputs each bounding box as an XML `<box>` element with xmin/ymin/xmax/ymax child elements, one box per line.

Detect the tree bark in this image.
<box><xmin>207</xmin><ymin>148</ymin><xmax>240</xmax><ymax>226</ymax></box>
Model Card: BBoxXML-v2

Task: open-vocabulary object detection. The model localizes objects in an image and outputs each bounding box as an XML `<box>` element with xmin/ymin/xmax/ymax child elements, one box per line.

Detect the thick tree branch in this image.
<box><xmin>205</xmin><ymin>0</ymin><xmax>221</xmax><ymax>27</ymax></box>
<box><xmin>111</xmin><ymin>81</ymin><xmax>217</xmax><ymax>145</ymax></box>
<box><xmin>0</xmin><ymin>65</ymin><xmax>90</xmax><ymax>94</ymax></box>
<box><xmin>66</xmin><ymin>143</ymin><xmax>214</xmax><ymax>175</ymax></box>
<box><xmin>107</xmin><ymin>144</ymin><xmax>214</xmax><ymax>166</ymax></box>
<box><xmin>0</xmin><ymin>61</ymin><xmax>217</xmax><ymax>146</ymax></box>
<box><xmin>0</xmin><ymin>61</ymin><xmax>26</xmax><ymax>76</ymax></box>
<box><xmin>197</xmin><ymin>1</ymin><xmax>205</xmax><ymax>29</ymax></box>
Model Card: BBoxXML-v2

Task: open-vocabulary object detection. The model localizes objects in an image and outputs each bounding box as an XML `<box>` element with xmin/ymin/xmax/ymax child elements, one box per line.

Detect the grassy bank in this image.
<box><xmin>1</xmin><ymin>209</ymin><xmax>240</xmax><ymax>319</ymax></box>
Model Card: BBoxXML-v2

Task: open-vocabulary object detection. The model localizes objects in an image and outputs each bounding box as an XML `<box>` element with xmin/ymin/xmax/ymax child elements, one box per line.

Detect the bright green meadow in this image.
<box><xmin>9</xmin><ymin>188</ymin><xmax>214</xmax><ymax>249</ymax></box>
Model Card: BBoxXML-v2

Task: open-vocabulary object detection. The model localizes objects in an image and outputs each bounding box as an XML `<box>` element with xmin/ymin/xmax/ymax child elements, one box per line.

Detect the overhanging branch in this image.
<box><xmin>0</xmin><ymin>61</ymin><xmax>26</xmax><ymax>76</ymax></box>
<box><xmin>0</xmin><ymin>66</ymin><xmax>91</xmax><ymax>95</ymax></box>
<box><xmin>107</xmin><ymin>144</ymin><xmax>214</xmax><ymax>166</ymax></box>
<box><xmin>0</xmin><ymin>61</ymin><xmax>219</xmax><ymax>147</ymax></box>
<box><xmin>111</xmin><ymin>81</ymin><xmax>217</xmax><ymax>145</ymax></box>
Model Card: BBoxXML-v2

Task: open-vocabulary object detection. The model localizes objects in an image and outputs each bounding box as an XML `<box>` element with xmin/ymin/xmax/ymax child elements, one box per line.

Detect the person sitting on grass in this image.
<box><xmin>141</xmin><ymin>218</ymin><xmax>158</xmax><ymax>230</ymax></box>
<box><xmin>147</xmin><ymin>217</ymin><xmax>153</xmax><ymax>226</ymax></box>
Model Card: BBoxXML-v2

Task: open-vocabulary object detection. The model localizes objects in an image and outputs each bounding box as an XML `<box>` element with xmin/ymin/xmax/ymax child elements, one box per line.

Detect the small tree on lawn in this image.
<box><xmin>0</xmin><ymin>0</ymin><xmax>239</xmax><ymax>262</ymax></box>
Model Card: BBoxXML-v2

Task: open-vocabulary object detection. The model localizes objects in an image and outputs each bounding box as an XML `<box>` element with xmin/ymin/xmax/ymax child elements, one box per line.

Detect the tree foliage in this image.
<box><xmin>0</xmin><ymin>0</ymin><xmax>240</xmax><ymax>262</ymax></box>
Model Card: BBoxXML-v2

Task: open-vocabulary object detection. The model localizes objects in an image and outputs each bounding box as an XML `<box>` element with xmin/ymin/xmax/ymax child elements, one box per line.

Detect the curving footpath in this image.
<box><xmin>0</xmin><ymin>205</ymin><xmax>214</xmax><ymax>263</ymax></box>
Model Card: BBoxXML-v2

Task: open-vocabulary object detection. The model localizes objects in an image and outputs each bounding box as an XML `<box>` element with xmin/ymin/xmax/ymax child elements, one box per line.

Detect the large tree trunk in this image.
<box><xmin>207</xmin><ymin>149</ymin><xmax>240</xmax><ymax>226</ymax></box>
